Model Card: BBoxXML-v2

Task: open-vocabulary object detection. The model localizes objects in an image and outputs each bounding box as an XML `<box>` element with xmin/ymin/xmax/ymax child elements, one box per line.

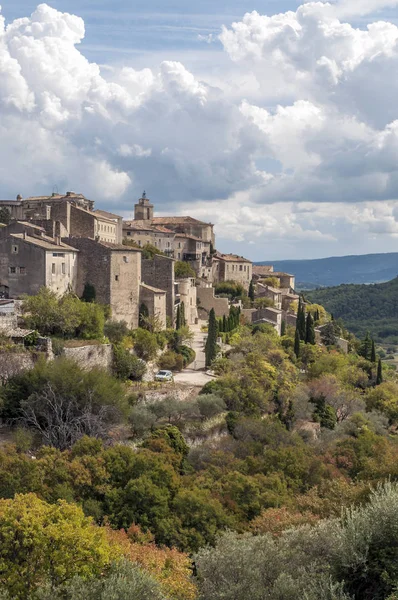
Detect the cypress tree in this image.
<box><xmin>360</xmin><ymin>331</ymin><xmax>372</xmax><ymax>360</ymax></box>
<box><xmin>176</xmin><ymin>305</ymin><xmax>181</xmax><ymax>330</ymax></box>
<box><xmin>305</xmin><ymin>312</ymin><xmax>315</xmax><ymax>345</ymax></box>
<box><xmin>376</xmin><ymin>359</ymin><xmax>383</xmax><ymax>385</ymax></box>
<box><xmin>218</xmin><ymin>318</ymin><xmax>223</xmax><ymax>333</ymax></box>
<box><xmin>223</xmin><ymin>314</ymin><xmax>227</xmax><ymax>333</ymax></box>
<box><xmin>248</xmin><ymin>280</ymin><xmax>255</xmax><ymax>302</ymax></box>
<box><xmin>205</xmin><ymin>308</ymin><xmax>218</xmax><ymax>367</ymax></box>
<box><xmin>297</xmin><ymin>299</ymin><xmax>306</xmax><ymax>341</ymax></box>
<box><xmin>371</xmin><ymin>339</ymin><xmax>376</xmax><ymax>363</ymax></box>
<box><xmin>294</xmin><ymin>328</ymin><xmax>301</xmax><ymax>359</ymax></box>
<box><xmin>180</xmin><ymin>302</ymin><xmax>186</xmax><ymax>327</ymax></box>
<box><xmin>281</xmin><ymin>320</ymin><xmax>286</xmax><ymax>336</ymax></box>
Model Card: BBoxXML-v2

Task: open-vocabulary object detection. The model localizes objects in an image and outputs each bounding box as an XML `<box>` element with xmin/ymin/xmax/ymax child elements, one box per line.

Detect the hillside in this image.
<box><xmin>308</xmin><ymin>276</ymin><xmax>398</xmax><ymax>342</ymax></box>
<box><xmin>256</xmin><ymin>253</ymin><xmax>398</xmax><ymax>289</ymax></box>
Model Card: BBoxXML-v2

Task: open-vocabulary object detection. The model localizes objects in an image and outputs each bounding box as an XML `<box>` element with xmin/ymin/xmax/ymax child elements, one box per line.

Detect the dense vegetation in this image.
<box><xmin>3</xmin><ymin>304</ymin><xmax>398</xmax><ymax>597</ymax></box>
<box><xmin>258</xmin><ymin>253</ymin><xmax>398</xmax><ymax>288</ymax></box>
<box><xmin>308</xmin><ymin>277</ymin><xmax>398</xmax><ymax>342</ymax></box>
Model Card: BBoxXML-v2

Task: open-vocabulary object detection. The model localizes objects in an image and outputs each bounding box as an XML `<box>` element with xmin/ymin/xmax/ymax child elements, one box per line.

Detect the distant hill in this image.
<box><xmin>256</xmin><ymin>253</ymin><xmax>398</xmax><ymax>289</ymax></box>
<box><xmin>307</xmin><ymin>277</ymin><xmax>398</xmax><ymax>342</ymax></box>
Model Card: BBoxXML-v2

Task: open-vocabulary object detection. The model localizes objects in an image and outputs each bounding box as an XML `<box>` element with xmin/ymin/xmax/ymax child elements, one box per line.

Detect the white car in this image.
<box><xmin>155</xmin><ymin>370</ymin><xmax>173</xmax><ymax>382</ymax></box>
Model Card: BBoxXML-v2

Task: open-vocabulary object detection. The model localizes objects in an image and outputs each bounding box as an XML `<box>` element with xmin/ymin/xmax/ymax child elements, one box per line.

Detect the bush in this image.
<box><xmin>104</xmin><ymin>321</ymin><xmax>129</xmax><ymax>344</ymax></box>
<box><xmin>133</xmin><ymin>329</ymin><xmax>159</xmax><ymax>361</ymax></box>
<box><xmin>177</xmin><ymin>345</ymin><xmax>196</xmax><ymax>367</ymax></box>
<box><xmin>113</xmin><ymin>345</ymin><xmax>146</xmax><ymax>381</ymax></box>
<box><xmin>158</xmin><ymin>351</ymin><xmax>184</xmax><ymax>372</ymax></box>
<box><xmin>175</xmin><ymin>261</ymin><xmax>196</xmax><ymax>279</ymax></box>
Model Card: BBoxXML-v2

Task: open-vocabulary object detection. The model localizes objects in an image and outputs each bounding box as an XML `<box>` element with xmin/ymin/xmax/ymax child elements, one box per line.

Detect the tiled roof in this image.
<box><xmin>152</xmin><ymin>216</ymin><xmax>213</xmax><ymax>226</ymax></box>
<box><xmin>123</xmin><ymin>221</ymin><xmax>174</xmax><ymax>234</ymax></box>
<box><xmin>10</xmin><ymin>233</ymin><xmax>78</xmax><ymax>252</ymax></box>
<box><xmin>71</xmin><ymin>205</ymin><xmax>115</xmax><ymax>223</ymax></box>
<box><xmin>253</xmin><ymin>265</ymin><xmax>274</xmax><ymax>274</ymax></box>
<box><xmin>0</xmin><ymin>200</ymin><xmax>22</xmax><ymax>205</ymax></box>
<box><xmin>273</xmin><ymin>271</ymin><xmax>294</xmax><ymax>277</ymax></box>
<box><xmin>16</xmin><ymin>222</ymin><xmax>46</xmax><ymax>231</ymax></box>
<box><xmin>214</xmin><ymin>252</ymin><xmax>252</xmax><ymax>263</ymax></box>
<box><xmin>141</xmin><ymin>283</ymin><xmax>166</xmax><ymax>294</ymax></box>
<box><xmin>94</xmin><ymin>209</ymin><xmax>122</xmax><ymax>220</ymax></box>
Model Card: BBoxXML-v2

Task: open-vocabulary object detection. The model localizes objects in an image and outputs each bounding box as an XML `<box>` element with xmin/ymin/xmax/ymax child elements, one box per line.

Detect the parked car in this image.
<box><xmin>155</xmin><ymin>370</ymin><xmax>173</xmax><ymax>382</ymax></box>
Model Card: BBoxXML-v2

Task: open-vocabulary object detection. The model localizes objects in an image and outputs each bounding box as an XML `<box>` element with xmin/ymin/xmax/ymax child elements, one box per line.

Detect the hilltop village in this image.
<box><xmin>0</xmin><ymin>191</ymin><xmax>299</xmax><ymax>336</ymax></box>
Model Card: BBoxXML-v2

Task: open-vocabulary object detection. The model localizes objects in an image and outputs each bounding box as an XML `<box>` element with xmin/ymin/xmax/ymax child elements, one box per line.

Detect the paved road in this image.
<box><xmin>173</xmin><ymin>321</ymin><xmax>216</xmax><ymax>386</ymax></box>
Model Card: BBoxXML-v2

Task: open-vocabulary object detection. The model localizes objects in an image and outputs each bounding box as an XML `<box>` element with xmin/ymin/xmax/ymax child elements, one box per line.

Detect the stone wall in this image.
<box><xmin>142</xmin><ymin>255</ymin><xmax>175</xmax><ymax>326</ymax></box>
<box><xmin>140</xmin><ymin>284</ymin><xmax>167</xmax><ymax>330</ymax></box>
<box><xmin>0</xmin><ymin>351</ymin><xmax>36</xmax><ymax>383</ymax></box>
<box><xmin>176</xmin><ymin>278</ymin><xmax>198</xmax><ymax>325</ymax></box>
<box><xmin>197</xmin><ymin>286</ymin><xmax>229</xmax><ymax>318</ymax></box>
<box><xmin>0</xmin><ymin>236</ymin><xmax>46</xmax><ymax>298</ymax></box>
<box><xmin>63</xmin><ymin>343</ymin><xmax>113</xmax><ymax>371</ymax></box>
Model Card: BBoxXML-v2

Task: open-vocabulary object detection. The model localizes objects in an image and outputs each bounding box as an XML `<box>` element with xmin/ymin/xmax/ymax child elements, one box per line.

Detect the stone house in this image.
<box><xmin>123</xmin><ymin>221</ymin><xmax>175</xmax><ymax>256</ymax></box>
<box><xmin>140</xmin><ymin>283</ymin><xmax>167</xmax><ymax>330</ymax></box>
<box><xmin>0</xmin><ymin>227</ymin><xmax>78</xmax><ymax>298</ymax></box>
<box><xmin>242</xmin><ymin>306</ymin><xmax>282</xmax><ymax>335</ymax></box>
<box><xmin>196</xmin><ymin>282</ymin><xmax>229</xmax><ymax>318</ymax></box>
<box><xmin>256</xmin><ymin>282</ymin><xmax>282</xmax><ymax>309</ymax></box>
<box><xmin>252</xmin><ymin>265</ymin><xmax>274</xmax><ymax>278</ymax></box>
<box><xmin>212</xmin><ymin>253</ymin><xmax>253</xmax><ymax>289</ymax></box>
<box><xmin>141</xmin><ymin>254</ymin><xmax>175</xmax><ymax>326</ymax></box>
<box><xmin>69</xmin><ymin>238</ymin><xmax>142</xmax><ymax>329</ymax></box>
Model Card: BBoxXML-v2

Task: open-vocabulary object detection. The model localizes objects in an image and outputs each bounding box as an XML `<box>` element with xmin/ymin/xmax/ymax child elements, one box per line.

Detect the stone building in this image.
<box><xmin>123</xmin><ymin>221</ymin><xmax>175</xmax><ymax>256</ymax></box>
<box><xmin>175</xmin><ymin>277</ymin><xmax>198</xmax><ymax>325</ymax></box>
<box><xmin>0</xmin><ymin>192</ymin><xmax>119</xmax><ymax>244</ymax></box>
<box><xmin>140</xmin><ymin>283</ymin><xmax>167</xmax><ymax>330</ymax></box>
<box><xmin>256</xmin><ymin>282</ymin><xmax>282</xmax><ymax>310</ymax></box>
<box><xmin>0</xmin><ymin>225</ymin><xmax>78</xmax><ymax>298</ymax></box>
<box><xmin>196</xmin><ymin>282</ymin><xmax>229</xmax><ymax>318</ymax></box>
<box><xmin>212</xmin><ymin>253</ymin><xmax>253</xmax><ymax>289</ymax></box>
<box><xmin>69</xmin><ymin>238</ymin><xmax>142</xmax><ymax>329</ymax></box>
<box><xmin>141</xmin><ymin>254</ymin><xmax>175</xmax><ymax>326</ymax></box>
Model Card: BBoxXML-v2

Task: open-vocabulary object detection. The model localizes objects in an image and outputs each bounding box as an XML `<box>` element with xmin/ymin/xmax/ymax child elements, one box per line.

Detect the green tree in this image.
<box><xmin>294</xmin><ymin>328</ymin><xmax>301</xmax><ymax>359</ymax></box>
<box><xmin>305</xmin><ymin>312</ymin><xmax>315</xmax><ymax>345</ymax></box>
<box><xmin>133</xmin><ymin>329</ymin><xmax>159</xmax><ymax>361</ymax></box>
<box><xmin>297</xmin><ymin>298</ymin><xmax>306</xmax><ymax>341</ymax></box>
<box><xmin>81</xmin><ymin>283</ymin><xmax>96</xmax><ymax>303</ymax></box>
<box><xmin>281</xmin><ymin>320</ymin><xmax>286</xmax><ymax>336</ymax></box>
<box><xmin>248</xmin><ymin>280</ymin><xmax>255</xmax><ymax>302</ymax></box>
<box><xmin>0</xmin><ymin>493</ymin><xmax>122</xmax><ymax>599</ymax></box>
<box><xmin>113</xmin><ymin>345</ymin><xmax>146</xmax><ymax>381</ymax></box>
<box><xmin>205</xmin><ymin>309</ymin><xmax>218</xmax><ymax>367</ymax></box>
<box><xmin>139</xmin><ymin>303</ymin><xmax>149</xmax><ymax>329</ymax></box>
<box><xmin>104</xmin><ymin>320</ymin><xmax>128</xmax><ymax>344</ymax></box>
<box><xmin>175</xmin><ymin>261</ymin><xmax>196</xmax><ymax>279</ymax></box>
<box><xmin>360</xmin><ymin>331</ymin><xmax>372</xmax><ymax>360</ymax></box>
<box><xmin>377</xmin><ymin>358</ymin><xmax>383</xmax><ymax>385</ymax></box>
<box><xmin>371</xmin><ymin>339</ymin><xmax>377</xmax><ymax>363</ymax></box>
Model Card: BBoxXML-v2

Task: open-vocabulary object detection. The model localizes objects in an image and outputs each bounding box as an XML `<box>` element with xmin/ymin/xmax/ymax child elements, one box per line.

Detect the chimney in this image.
<box><xmin>55</xmin><ymin>235</ymin><xmax>61</xmax><ymax>246</ymax></box>
<box><xmin>16</xmin><ymin>194</ymin><xmax>22</xmax><ymax>201</ymax></box>
<box><xmin>23</xmin><ymin>230</ymin><xmax>27</xmax><ymax>240</ymax></box>
<box><xmin>66</xmin><ymin>191</ymin><xmax>71</xmax><ymax>197</ymax></box>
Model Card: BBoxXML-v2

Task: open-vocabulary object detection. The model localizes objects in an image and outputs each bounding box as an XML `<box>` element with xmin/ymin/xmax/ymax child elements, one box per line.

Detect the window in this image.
<box><xmin>240</xmin><ymin>265</ymin><xmax>243</xmax><ymax>271</ymax></box>
<box><xmin>52</xmin><ymin>253</ymin><xmax>65</xmax><ymax>257</ymax></box>
<box><xmin>127</xmin><ymin>231</ymin><xmax>131</xmax><ymax>236</ymax></box>
<box><xmin>62</xmin><ymin>263</ymin><xmax>66</xmax><ymax>274</ymax></box>
<box><xmin>9</xmin><ymin>267</ymin><xmax>16</xmax><ymax>274</ymax></box>
<box><xmin>115</xmin><ymin>275</ymin><xmax>119</xmax><ymax>281</ymax></box>
<box><xmin>11</xmin><ymin>245</ymin><xmax>18</xmax><ymax>254</ymax></box>
<box><xmin>244</xmin><ymin>265</ymin><xmax>247</xmax><ymax>271</ymax></box>
<box><xmin>52</xmin><ymin>263</ymin><xmax>55</xmax><ymax>274</ymax></box>
<box><xmin>178</xmin><ymin>242</ymin><xmax>181</xmax><ymax>248</ymax></box>
<box><xmin>167</xmin><ymin>242</ymin><xmax>170</xmax><ymax>248</ymax></box>
<box><xmin>19</xmin><ymin>267</ymin><xmax>26</xmax><ymax>275</ymax></box>
<box><xmin>123</xmin><ymin>256</ymin><xmax>129</xmax><ymax>263</ymax></box>
<box><xmin>178</xmin><ymin>253</ymin><xmax>181</xmax><ymax>259</ymax></box>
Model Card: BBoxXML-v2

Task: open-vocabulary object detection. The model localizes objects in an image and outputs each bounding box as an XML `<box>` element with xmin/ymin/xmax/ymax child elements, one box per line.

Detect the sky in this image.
<box><xmin>2</xmin><ymin>1</ymin><xmax>398</xmax><ymax>260</ymax></box>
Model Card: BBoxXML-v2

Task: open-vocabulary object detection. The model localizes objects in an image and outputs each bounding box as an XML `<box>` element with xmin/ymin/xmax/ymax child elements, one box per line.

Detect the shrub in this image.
<box><xmin>159</xmin><ymin>351</ymin><xmax>184</xmax><ymax>372</ymax></box>
<box><xmin>133</xmin><ymin>329</ymin><xmax>159</xmax><ymax>361</ymax></box>
<box><xmin>104</xmin><ymin>320</ymin><xmax>129</xmax><ymax>344</ymax></box>
<box><xmin>113</xmin><ymin>345</ymin><xmax>146</xmax><ymax>381</ymax></box>
<box><xmin>178</xmin><ymin>345</ymin><xmax>195</xmax><ymax>367</ymax></box>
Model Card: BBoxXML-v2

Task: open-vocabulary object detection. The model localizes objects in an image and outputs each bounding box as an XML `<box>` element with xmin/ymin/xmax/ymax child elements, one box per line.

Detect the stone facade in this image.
<box><xmin>197</xmin><ymin>284</ymin><xmax>229</xmax><ymax>318</ymax></box>
<box><xmin>140</xmin><ymin>284</ymin><xmax>167</xmax><ymax>330</ymax></box>
<box><xmin>212</xmin><ymin>253</ymin><xmax>253</xmax><ymax>289</ymax></box>
<box><xmin>176</xmin><ymin>277</ymin><xmax>198</xmax><ymax>325</ymax></box>
<box><xmin>0</xmin><ymin>228</ymin><xmax>78</xmax><ymax>298</ymax></box>
<box><xmin>256</xmin><ymin>283</ymin><xmax>282</xmax><ymax>309</ymax></box>
<box><xmin>70</xmin><ymin>238</ymin><xmax>142</xmax><ymax>329</ymax></box>
<box><xmin>141</xmin><ymin>255</ymin><xmax>175</xmax><ymax>326</ymax></box>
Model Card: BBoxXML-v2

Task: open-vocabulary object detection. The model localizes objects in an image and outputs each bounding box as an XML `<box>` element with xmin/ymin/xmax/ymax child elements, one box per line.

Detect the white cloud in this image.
<box><xmin>2</xmin><ymin>2</ymin><xmax>398</xmax><ymax>257</ymax></box>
